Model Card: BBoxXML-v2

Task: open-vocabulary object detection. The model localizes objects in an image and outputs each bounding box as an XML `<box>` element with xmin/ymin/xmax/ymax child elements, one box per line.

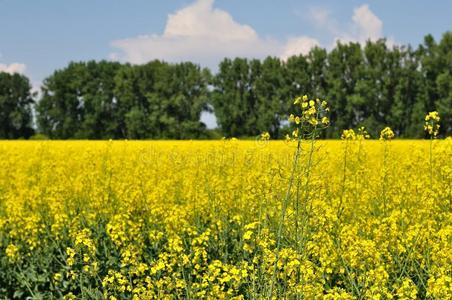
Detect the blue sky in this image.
<box><xmin>1</xmin><ymin>0</ymin><xmax>449</xmax><ymax>127</ymax></box>
<box><xmin>1</xmin><ymin>0</ymin><xmax>451</xmax><ymax>87</ymax></box>
<box><xmin>0</xmin><ymin>0</ymin><xmax>451</xmax><ymax>126</ymax></box>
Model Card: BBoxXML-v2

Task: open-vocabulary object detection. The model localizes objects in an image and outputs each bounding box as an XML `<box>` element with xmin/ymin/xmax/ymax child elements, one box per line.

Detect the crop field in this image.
<box><xmin>0</xmin><ymin>137</ymin><xmax>450</xmax><ymax>299</ymax></box>
<box><xmin>1</xmin><ymin>0</ymin><xmax>451</xmax><ymax>298</ymax></box>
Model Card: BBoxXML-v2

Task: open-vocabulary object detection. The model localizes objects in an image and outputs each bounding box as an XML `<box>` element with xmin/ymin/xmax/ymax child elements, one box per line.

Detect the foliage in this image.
<box><xmin>0</xmin><ymin>72</ymin><xmax>34</xmax><ymax>139</ymax></box>
<box><xmin>36</xmin><ymin>60</ymin><xmax>210</xmax><ymax>139</ymax></box>
<box><xmin>36</xmin><ymin>61</ymin><xmax>122</xmax><ymax>139</ymax></box>
<box><xmin>2</xmin><ymin>31</ymin><xmax>452</xmax><ymax>139</ymax></box>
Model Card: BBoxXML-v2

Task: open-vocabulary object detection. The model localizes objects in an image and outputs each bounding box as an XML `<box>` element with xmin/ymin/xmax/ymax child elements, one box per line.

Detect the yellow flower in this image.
<box><xmin>260</xmin><ymin>132</ymin><xmax>270</xmax><ymax>141</ymax></box>
<box><xmin>53</xmin><ymin>273</ymin><xmax>63</xmax><ymax>282</ymax></box>
<box><xmin>424</xmin><ymin>111</ymin><xmax>440</xmax><ymax>137</ymax></box>
<box><xmin>63</xmin><ymin>293</ymin><xmax>76</xmax><ymax>300</ymax></box>
<box><xmin>380</xmin><ymin>127</ymin><xmax>395</xmax><ymax>140</ymax></box>
<box><xmin>341</xmin><ymin>129</ymin><xmax>356</xmax><ymax>140</ymax></box>
<box><xmin>66</xmin><ymin>247</ymin><xmax>76</xmax><ymax>266</ymax></box>
<box><xmin>395</xmin><ymin>278</ymin><xmax>418</xmax><ymax>299</ymax></box>
<box><xmin>243</xmin><ymin>230</ymin><xmax>253</xmax><ymax>241</ymax></box>
<box><xmin>5</xmin><ymin>244</ymin><xmax>19</xmax><ymax>262</ymax></box>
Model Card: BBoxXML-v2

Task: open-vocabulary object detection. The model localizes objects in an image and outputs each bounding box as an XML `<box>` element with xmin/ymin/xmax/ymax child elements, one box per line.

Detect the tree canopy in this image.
<box><xmin>0</xmin><ymin>31</ymin><xmax>450</xmax><ymax>139</ymax></box>
<box><xmin>37</xmin><ymin>60</ymin><xmax>210</xmax><ymax>139</ymax></box>
<box><xmin>0</xmin><ymin>72</ymin><xmax>34</xmax><ymax>139</ymax></box>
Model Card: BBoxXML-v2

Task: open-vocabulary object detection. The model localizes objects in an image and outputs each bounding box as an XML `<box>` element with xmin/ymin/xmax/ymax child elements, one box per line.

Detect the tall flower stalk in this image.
<box><xmin>379</xmin><ymin>126</ymin><xmax>395</xmax><ymax>216</ymax></box>
<box><xmin>268</xmin><ymin>95</ymin><xmax>329</xmax><ymax>299</ymax></box>
<box><xmin>424</xmin><ymin>111</ymin><xmax>440</xmax><ymax>188</ymax></box>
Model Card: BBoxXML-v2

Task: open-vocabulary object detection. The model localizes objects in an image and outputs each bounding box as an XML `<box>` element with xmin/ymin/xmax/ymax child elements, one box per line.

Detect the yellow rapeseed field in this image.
<box><xmin>0</xmin><ymin>97</ymin><xmax>451</xmax><ymax>299</ymax></box>
<box><xmin>0</xmin><ymin>138</ymin><xmax>451</xmax><ymax>299</ymax></box>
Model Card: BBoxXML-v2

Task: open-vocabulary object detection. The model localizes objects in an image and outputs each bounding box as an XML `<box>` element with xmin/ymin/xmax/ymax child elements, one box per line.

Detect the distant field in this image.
<box><xmin>0</xmin><ymin>140</ymin><xmax>450</xmax><ymax>299</ymax></box>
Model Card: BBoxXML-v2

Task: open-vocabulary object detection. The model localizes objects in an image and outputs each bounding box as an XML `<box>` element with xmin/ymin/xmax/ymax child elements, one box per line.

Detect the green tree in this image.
<box><xmin>114</xmin><ymin>60</ymin><xmax>210</xmax><ymax>139</ymax></box>
<box><xmin>212</xmin><ymin>58</ymin><xmax>254</xmax><ymax>137</ymax></box>
<box><xmin>284</xmin><ymin>54</ymin><xmax>310</xmax><ymax>107</ymax></box>
<box><xmin>325</xmin><ymin>42</ymin><xmax>364</xmax><ymax>137</ymax></box>
<box><xmin>307</xmin><ymin>47</ymin><xmax>328</xmax><ymax>100</ymax></box>
<box><xmin>252</xmin><ymin>57</ymin><xmax>286</xmax><ymax>137</ymax></box>
<box><xmin>212</xmin><ymin>57</ymin><xmax>286</xmax><ymax>138</ymax></box>
<box><xmin>0</xmin><ymin>72</ymin><xmax>34</xmax><ymax>139</ymax></box>
<box><xmin>347</xmin><ymin>40</ymin><xmax>399</xmax><ymax>137</ymax></box>
<box><xmin>37</xmin><ymin>61</ymin><xmax>122</xmax><ymax>139</ymax></box>
<box><xmin>434</xmin><ymin>32</ymin><xmax>452</xmax><ymax>135</ymax></box>
<box><xmin>113</xmin><ymin>62</ymin><xmax>160</xmax><ymax>139</ymax></box>
<box><xmin>78</xmin><ymin>61</ymin><xmax>123</xmax><ymax>139</ymax></box>
<box><xmin>37</xmin><ymin>62</ymin><xmax>86</xmax><ymax>139</ymax></box>
<box><xmin>415</xmin><ymin>31</ymin><xmax>452</xmax><ymax>137</ymax></box>
<box><xmin>389</xmin><ymin>46</ymin><xmax>427</xmax><ymax>137</ymax></box>
<box><xmin>33</xmin><ymin>31</ymin><xmax>451</xmax><ymax>140</ymax></box>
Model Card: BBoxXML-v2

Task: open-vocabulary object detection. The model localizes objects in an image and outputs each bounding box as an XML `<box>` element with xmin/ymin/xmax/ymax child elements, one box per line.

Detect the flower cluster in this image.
<box><xmin>259</xmin><ymin>131</ymin><xmax>270</xmax><ymax>141</ymax></box>
<box><xmin>357</xmin><ymin>126</ymin><xmax>371</xmax><ymax>140</ymax></box>
<box><xmin>342</xmin><ymin>127</ymin><xmax>370</xmax><ymax>141</ymax></box>
<box><xmin>5</xmin><ymin>244</ymin><xmax>19</xmax><ymax>262</ymax></box>
<box><xmin>341</xmin><ymin>129</ymin><xmax>356</xmax><ymax>140</ymax></box>
<box><xmin>424</xmin><ymin>111</ymin><xmax>441</xmax><ymax>137</ymax></box>
<box><xmin>287</xmin><ymin>95</ymin><xmax>329</xmax><ymax>140</ymax></box>
<box><xmin>379</xmin><ymin>127</ymin><xmax>395</xmax><ymax>141</ymax></box>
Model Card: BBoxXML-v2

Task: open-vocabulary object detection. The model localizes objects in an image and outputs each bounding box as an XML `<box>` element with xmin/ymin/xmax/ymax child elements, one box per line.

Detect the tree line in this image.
<box><xmin>1</xmin><ymin>32</ymin><xmax>450</xmax><ymax>139</ymax></box>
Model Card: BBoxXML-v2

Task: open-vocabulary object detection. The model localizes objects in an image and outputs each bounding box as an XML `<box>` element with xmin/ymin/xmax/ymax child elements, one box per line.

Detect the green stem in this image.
<box><xmin>429</xmin><ymin>136</ymin><xmax>433</xmax><ymax>189</ymax></box>
<box><xmin>268</xmin><ymin>131</ymin><xmax>303</xmax><ymax>299</ymax></box>
<box><xmin>338</xmin><ymin>140</ymin><xmax>349</xmax><ymax>218</ymax></box>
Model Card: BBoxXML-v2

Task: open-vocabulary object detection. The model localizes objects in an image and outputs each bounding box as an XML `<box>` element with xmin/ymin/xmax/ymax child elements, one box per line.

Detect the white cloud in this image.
<box><xmin>111</xmin><ymin>0</ymin><xmax>318</xmax><ymax>67</ymax></box>
<box><xmin>351</xmin><ymin>4</ymin><xmax>383</xmax><ymax>42</ymax></box>
<box><xmin>163</xmin><ymin>0</ymin><xmax>256</xmax><ymax>41</ymax></box>
<box><xmin>111</xmin><ymin>1</ymin><xmax>392</xmax><ymax>67</ymax></box>
<box><xmin>348</xmin><ymin>5</ymin><xmax>396</xmax><ymax>47</ymax></box>
<box><xmin>0</xmin><ymin>63</ymin><xmax>27</xmax><ymax>75</ymax></box>
<box><xmin>281</xmin><ymin>37</ymin><xmax>320</xmax><ymax>60</ymax></box>
<box><xmin>333</xmin><ymin>4</ymin><xmax>384</xmax><ymax>44</ymax></box>
<box><xmin>310</xmin><ymin>4</ymin><xmax>392</xmax><ymax>47</ymax></box>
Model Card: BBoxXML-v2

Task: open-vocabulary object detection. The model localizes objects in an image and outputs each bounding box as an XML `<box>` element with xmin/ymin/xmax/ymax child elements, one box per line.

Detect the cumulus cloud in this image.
<box><xmin>111</xmin><ymin>1</ymin><xmax>391</xmax><ymax>67</ymax></box>
<box><xmin>335</xmin><ymin>4</ymin><xmax>384</xmax><ymax>44</ymax></box>
<box><xmin>352</xmin><ymin>5</ymin><xmax>383</xmax><ymax>41</ymax></box>
<box><xmin>0</xmin><ymin>63</ymin><xmax>27</xmax><ymax>75</ymax></box>
<box><xmin>163</xmin><ymin>0</ymin><xmax>256</xmax><ymax>41</ymax></box>
<box><xmin>111</xmin><ymin>0</ymin><xmax>318</xmax><ymax>66</ymax></box>
<box><xmin>309</xmin><ymin>4</ymin><xmax>393</xmax><ymax>47</ymax></box>
<box><xmin>281</xmin><ymin>37</ymin><xmax>320</xmax><ymax>60</ymax></box>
